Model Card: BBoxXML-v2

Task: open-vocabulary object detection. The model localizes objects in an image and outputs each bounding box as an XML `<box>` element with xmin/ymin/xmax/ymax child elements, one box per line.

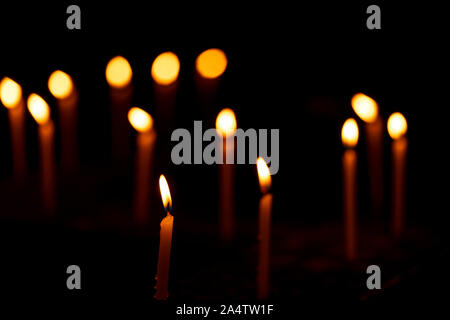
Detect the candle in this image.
<box><xmin>351</xmin><ymin>93</ymin><xmax>383</xmax><ymax>216</ymax></box>
<box><xmin>195</xmin><ymin>48</ymin><xmax>228</xmax><ymax>117</ymax></box>
<box><xmin>256</xmin><ymin>157</ymin><xmax>273</xmax><ymax>299</ymax></box>
<box><xmin>341</xmin><ymin>118</ymin><xmax>359</xmax><ymax>261</ymax></box>
<box><xmin>27</xmin><ymin>94</ymin><xmax>56</xmax><ymax>214</ymax></box>
<box><xmin>48</xmin><ymin>70</ymin><xmax>78</xmax><ymax>175</ymax></box>
<box><xmin>216</xmin><ymin>108</ymin><xmax>237</xmax><ymax>244</ymax></box>
<box><xmin>151</xmin><ymin>52</ymin><xmax>180</xmax><ymax>139</ymax></box>
<box><xmin>387</xmin><ymin>112</ymin><xmax>408</xmax><ymax>239</ymax></box>
<box><xmin>128</xmin><ymin>107</ymin><xmax>156</xmax><ymax>225</ymax></box>
<box><xmin>0</xmin><ymin>77</ymin><xmax>27</xmax><ymax>183</ymax></box>
<box><xmin>106</xmin><ymin>56</ymin><xmax>133</xmax><ymax>162</ymax></box>
<box><xmin>155</xmin><ymin>174</ymin><xmax>174</xmax><ymax>300</ymax></box>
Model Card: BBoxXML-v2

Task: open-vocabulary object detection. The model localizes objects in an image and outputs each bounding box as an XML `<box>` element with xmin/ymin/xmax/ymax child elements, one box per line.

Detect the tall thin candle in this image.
<box><xmin>341</xmin><ymin>118</ymin><xmax>359</xmax><ymax>261</ymax></box>
<box><xmin>387</xmin><ymin>112</ymin><xmax>408</xmax><ymax>239</ymax></box>
<box><xmin>256</xmin><ymin>157</ymin><xmax>273</xmax><ymax>299</ymax></box>
<box><xmin>155</xmin><ymin>174</ymin><xmax>174</xmax><ymax>300</ymax></box>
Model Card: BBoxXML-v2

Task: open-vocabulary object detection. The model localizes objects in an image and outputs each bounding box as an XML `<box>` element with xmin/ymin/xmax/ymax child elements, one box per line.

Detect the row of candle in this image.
<box><xmin>342</xmin><ymin>93</ymin><xmax>408</xmax><ymax>261</ymax></box>
<box><xmin>1</xmin><ymin>49</ymin><xmax>407</xmax><ymax>299</ymax></box>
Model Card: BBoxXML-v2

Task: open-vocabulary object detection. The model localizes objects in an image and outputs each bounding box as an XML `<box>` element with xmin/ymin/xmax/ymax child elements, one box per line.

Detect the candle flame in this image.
<box><xmin>159</xmin><ymin>175</ymin><xmax>172</xmax><ymax>212</ymax></box>
<box><xmin>27</xmin><ymin>94</ymin><xmax>51</xmax><ymax>125</ymax></box>
<box><xmin>351</xmin><ymin>93</ymin><xmax>378</xmax><ymax>123</ymax></box>
<box><xmin>151</xmin><ymin>52</ymin><xmax>180</xmax><ymax>85</ymax></box>
<box><xmin>0</xmin><ymin>77</ymin><xmax>22</xmax><ymax>108</ymax></box>
<box><xmin>257</xmin><ymin>157</ymin><xmax>272</xmax><ymax>193</ymax></box>
<box><xmin>105</xmin><ymin>56</ymin><xmax>133</xmax><ymax>88</ymax></box>
<box><xmin>128</xmin><ymin>107</ymin><xmax>153</xmax><ymax>133</ymax></box>
<box><xmin>387</xmin><ymin>112</ymin><xmax>407</xmax><ymax>139</ymax></box>
<box><xmin>341</xmin><ymin>118</ymin><xmax>359</xmax><ymax>148</ymax></box>
<box><xmin>48</xmin><ymin>70</ymin><xmax>73</xmax><ymax>99</ymax></box>
<box><xmin>216</xmin><ymin>108</ymin><xmax>237</xmax><ymax>137</ymax></box>
<box><xmin>196</xmin><ymin>48</ymin><xmax>228</xmax><ymax>79</ymax></box>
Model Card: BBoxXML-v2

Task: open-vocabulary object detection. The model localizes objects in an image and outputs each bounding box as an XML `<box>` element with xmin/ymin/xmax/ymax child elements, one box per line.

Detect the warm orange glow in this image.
<box><xmin>341</xmin><ymin>118</ymin><xmax>359</xmax><ymax>147</ymax></box>
<box><xmin>0</xmin><ymin>77</ymin><xmax>22</xmax><ymax>108</ymax></box>
<box><xmin>257</xmin><ymin>157</ymin><xmax>272</xmax><ymax>194</ymax></box>
<box><xmin>351</xmin><ymin>93</ymin><xmax>378</xmax><ymax>123</ymax></box>
<box><xmin>27</xmin><ymin>93</ymin><xmax>51</xmax><ymax>125</ymax></box>
<box><xmin>159</xmin><ymin>175</ymin><xmax>172</xmax><ymax>212</ymax></box>
<box><xmin>216</xmin><ymin>108</ymin><xmax>237</xmax><ymax>137</ymax></box>
<box><xmin>151</xmin><ymin>52</ymin><xmax>180</xmax><ymax>85</ymax></box>
<box><xmin>196</xmin><ymin>48</ymin><xmax>228</xmax><ymax>79</ymax></box>
<box><xmin>387</xmin><ymin>112</ymin><xmax>407</xmax><ymax>139</ymax></box>
<box><xmin>105</xmin><ymin>56</ymin><xmax>133</xmax><ymax>88</ymax></box>
<box><xmin>128</xmin><ymin>107</ymin><xmax>153</xmax><ymax>133</ymax></box>
<box><xmin>48</xmin><ymin>70</ymin><xmax>73</xmax><ymax>99</ymax></box>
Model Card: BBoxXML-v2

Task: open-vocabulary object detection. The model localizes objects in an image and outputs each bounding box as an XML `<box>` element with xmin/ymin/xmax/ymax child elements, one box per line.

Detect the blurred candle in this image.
<box><xmin>155</xmin><ymin>175</ymin><xmax>174</xmax><ymax>300</ymax></box>
<box><xmin>256</xmin><ymin>157</ymin><xmax>273</xmax><ymax>299</ymax></box>
<box><xmin>0</xmin><ymin>77</ymin><xmax>27</xmax><ymax>183</ymax></box>
<box><xmin>27</xmin><ymin>94</ymin><xmax>56</xmax><ymax>214</ymax></box>
<box><xmin>341</xmin><ymin>118</ymin><xmax>359</xmax><ymax>261</ymax></box>
<box><xmin>128</xmin><ymin>107</ymin><xmax>156</xmax><ymax>225</ymax></box>
<box><xmin>106</xmin><ymin>56</ymin><xmax>133</xmax><ymax>162</ymax></box>
<box><xmin>195</xmin><ymin>48</ymin><xmax>228</xmax><ymax>117</ymax></box>
<box><xmin>387</xmin><ymin>112</ymin><xmax>408</xmax><ymax>239</ymax></box>
<box><xmin>151</xmin><ymin>52</ymin><xmax>180</xmax><ymax>132</ymax></box>
<box><xmin>351</xmin><ymin>93</ymin><xmax>383</xmax><ymax>216</ymax></box>
<box><xmin>48</xmin><ymin>70</ymin><xmax>78</xmax><ymax>175</ymax></box>
<box><xmin>216</xmin><ymin>108</ymin><xmax>237</xmax><ymax>244</ymax></box>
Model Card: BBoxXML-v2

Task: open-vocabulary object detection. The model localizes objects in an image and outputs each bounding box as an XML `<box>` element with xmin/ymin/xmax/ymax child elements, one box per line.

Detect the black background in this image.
<box><xmin>0</xmin><ymin>0</ymin><xmax>449</xmax><ymax>312</ymax></box>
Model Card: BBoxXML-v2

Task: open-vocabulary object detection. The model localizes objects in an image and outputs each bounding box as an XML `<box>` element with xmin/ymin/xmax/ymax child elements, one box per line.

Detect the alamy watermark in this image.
<box><xmin>170</xmin><ymin>121</ymin><xmax>279</xmax><ymax>175</ymax></box>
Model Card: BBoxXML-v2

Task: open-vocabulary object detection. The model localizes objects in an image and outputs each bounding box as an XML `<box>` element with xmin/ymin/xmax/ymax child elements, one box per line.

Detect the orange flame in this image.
<box><xmin>27</xmin><ymin>94</ymin><xmax>51</xmax><ymax>125</ymax></box>
<box><xmin>351</xmin><ymin>93</ymin><xmax>378</xmax><ymax>123</ymax></box>
<box><xmin>341</xmin><ymin>118</ymin><xmax>359</xmax><ymax>148</ymax></box>
<box><xmin>48</xmin><ymin>70</ymin><xmax>73</xmax><ymax>99</ymax></box>
<box><xmin>215</xmin><ymin>108</ymin><xmax>237</xmax><ymax>137</ymax></box>
<box><xmin>196</xmin><ymin>48</ymin><xmax>228</xmax><ymax>79</ymax></box>
<box><xmin>151</xmin><ymin>52</ymin><xmax>180</xmax><ymax>85</ymax></box>
<box><xmin>128</xmin><ymin>107</ymin><xmax>153</xmax><ymax>133</ymax></box>
<box><xmin>105</xmin><ymin>56</ymin><xmax>133</xmax><ymax>88</ymax></box>
<box><xmin>257</xmin><ymin>157</ymin><xmax>272</xmax><ymax>194</ymax></box>
<box><xmin>387</xmin><ymin>112</ymin><xmax>407</xmax><ymax>139</ymax></box>
<box><xmin>0</xmin><ymin>77</ymin><xmax>22</xmax><ymax>108</ymax></box>
<box><xmin>159</xmin><ymin>175</ymin><xmax>172</xmax><ymax>212</ymax></box>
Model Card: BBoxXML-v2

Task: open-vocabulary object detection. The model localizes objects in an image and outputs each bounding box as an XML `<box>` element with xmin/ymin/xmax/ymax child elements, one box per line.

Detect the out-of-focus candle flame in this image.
<box><xmin>257</xmin><ymin>157</ymin><xmax>272</xmax><ymax>194</ymax></box>
<box><xmin>27</xmin><ymin>94</ymin><xmax>51</xmax><ymax>125</ymax></box>
<box><xmin>351</xmin><ymin>93</ymin><xmax>378</xmax><ymax>123</ymax></box>
<box><xmin>105</xmin><ymin>56</ymin><xmax>133</xmax><ymax>88</ymax></box>
<box><xmin>151</xmin><ymin>52</ymin><xmax>180</xmax><ymax>85</ymax></box>
<box><xmin>196</xmin><ymin>48</ymin><xmax>228</xmax><ymax>79</ymax></box>
<box><xmin>159</xmin><ymin>174</ymin><xmax>172</xmax><ymax>212</ymax></box>
<box><xmin>0</xmin><ymin>77</ymin><xmax>22</xmax><ymax>108</ymax></box>
<box><xmin>48</xmin><ymin>70</ymin><xmax>73</xmax><ymax>99</ymax></box>
<box><xmin>216</xmin><ymin>108</ymin><xmax>237</xmax><ymax>137</ymax></box>
<box><xmin>128</xmin><ymin>107</ymin><xmax>153</xmax><ymax>133</ymax></box>
<box><xmin>387</xmin><ymin>112</ymin><xmax>407</xmax><ymax>139</ymax></box>
<box><xmin>341</xmin><ymin>118</ymin><xmax>359</xmax><ymax>148</ymax></box>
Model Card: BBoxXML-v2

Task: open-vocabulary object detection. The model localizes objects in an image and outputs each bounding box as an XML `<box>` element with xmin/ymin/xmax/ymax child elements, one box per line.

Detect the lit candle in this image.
<box><xmin>151</xmin><ymin>52</ymin><xmax>180</xmax><ymax>131</ymax></box>
<box><xmin>155</xmin><ymin>174</ymin><xmax>174</xmax><ymax>300</ymax></box>
<box><xmin>48</xmin><ymin>70</ymin><xmax>78</xmax><ymax>175</ymax></box>
<box><xmin>128</xmin><ymin>107</ymin><xmax>156</xmax><ymax>225</ymax></box>
<box><xmin>195</xmin><ymin>48</ymin><xmax>228</xmax><ymax>116</ymax></box>
<box><xmin>387</xmin><ymin>112</ymin><xmax>408</xmax><ymax>239</ymax></box>
<box><xmin>216</xmin><ymin>108</ymin><xmax>237</xmax><ymax>244</ymax></box>
<box><xmin>341</xmin><ymin>118</ymin><xmax>359</xmax><ymax>261</ymax></box>
<box><xmin>351</xmin><ymin>93</ymin><xmax>383</xmax><ymax>215</ymax></box>
<box><xmin>0</xmin><ymin>77</ymin><xmax>27</xmax><ymax>183</ymax></box>
<box><xmin>106</xmin><ymin>56</ymin><xmax>133</xmax><ymax>162</ymax></box>
<box><xmin>27</xmin><ymin>94</ymin><xmax>56</xmax><ymax>213</ymax></box>
<box><xmin>256</xmin><ymin>157</ymin><xmax>273</xmax><ymax>299</ymax></box>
